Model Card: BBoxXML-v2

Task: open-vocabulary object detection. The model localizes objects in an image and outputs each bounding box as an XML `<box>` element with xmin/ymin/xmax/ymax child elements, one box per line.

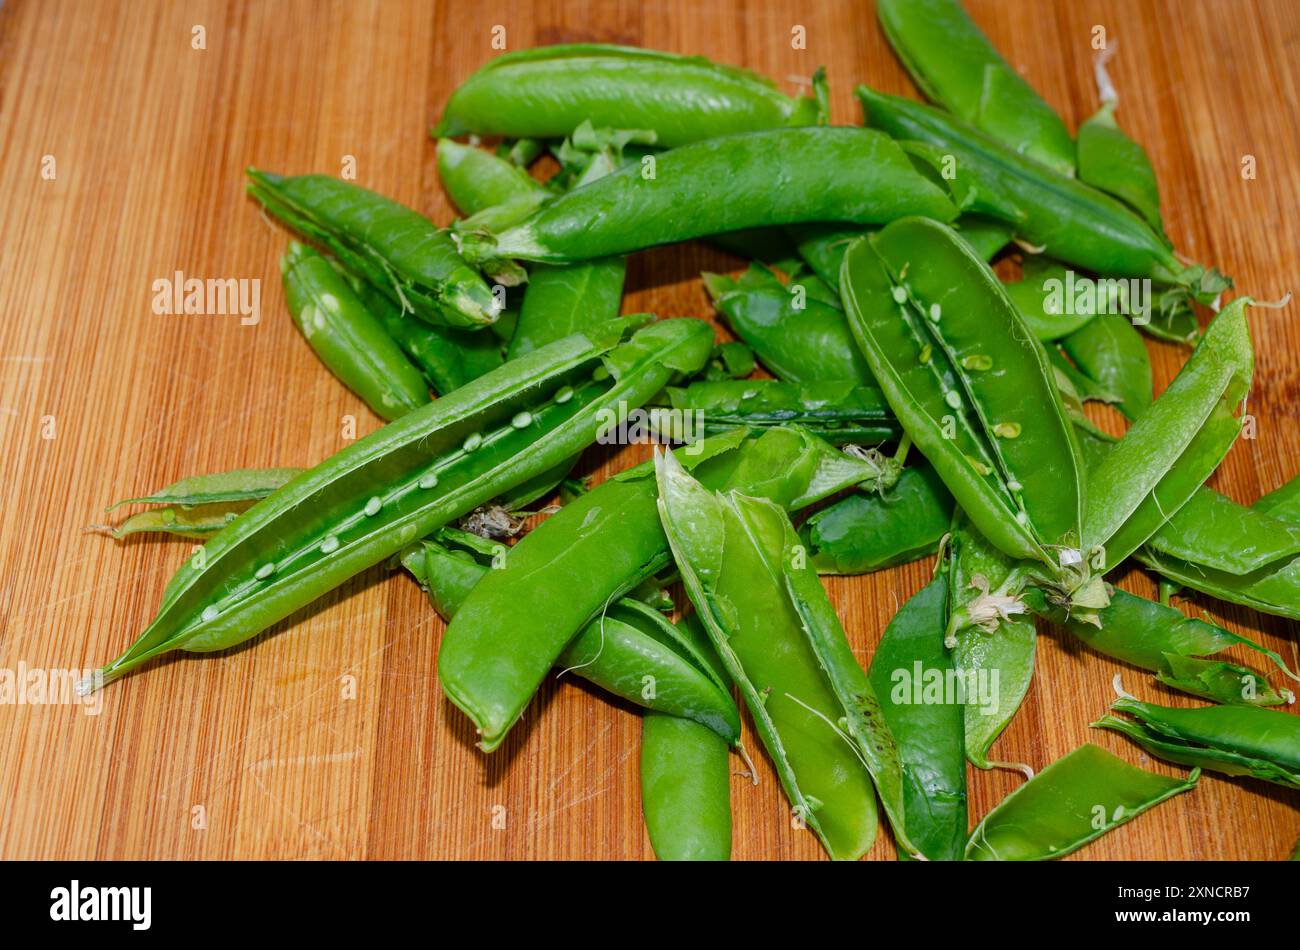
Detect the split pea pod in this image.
<box><xmin>434</xmin><ymin>44</ymin><xmax>825</xmax><ymax>148</ymax></box>
<box><xmin>801</xmin><ymin>462</ymin><xmax>954</xmax><ymax>575</ymax></box>
<box><xmin>438</xmin><ymin>426</ymin><xmax>899</xmax><ymax>752</ymax></box>
<box><xmin>280</xmin><ymin>243</ymin><xmax>430</xmax><ymax>421</ymax></box>
<box><xmin>94</xmin><ymin>468</ymin><xmax>302</xmax><ymax>540</ymax></box>
<box><xmin>867</xmin><ymin>576</ymin><xmax>967</xmax><ymax>861</ymax></box>
<box><xmin>875</xmin><ymin>0</ymin><xmax>1076</xmax><ymax>177</ymax></box>
<box><xmin>857</xmin><ymin>87</ymin><xmax>1229</xmax><ymax>306</ymax></box>
<box><xmin>458</xmin><ymin>128</ymin><xmax>959</xmax><ymax>269</ymax></box>
<box><xmin>1095</xmin><ymin>697</ymin><xmax>1300</xmax><ymax>789</ymax></box>
<box><xmin>1145</xmin><ymin>487</ymin><xmax>1300</xmax><ymax>575</ymax></box>
<box><xmin>654</xmin><ymin>380</ymin><xmax>898</xmax><ymax>445</ymax></box>
<box><xmin>1083</xmin><ymin>298</ymin><xmax>1255</xmax><ymax>571</ymax></box>
<box><xmin>965</xmin><ymin>744</ymin><xmax>1199</xmax><ymax>861</ymax></box>
<box><xmin>841</xmin><ymin>217</ymin><xmax>1086</xmax><ymax>570</ymax></box>
<box><xmin>91</xmin><ymin>318</ymin><xmax>712</xmax><ymax>686</ymax></box>
<box><xmin>1025</xmin><ymin>587</ymin><xmax>1296</xmax><ymax>707</ymax></box>
<box><xmin>655</xmin><ymin>451</ymin><xmax>918</xmax><ymax>860</ymax></box>
<box><xmin>414</xmin><ymin>539</ymin><xmax>740</xmax><ymax>743</ymax></box>
<box><xmin>246</xmin><ymin>169</ymin><xmax>500</xmax><ymax>328</ymax></box>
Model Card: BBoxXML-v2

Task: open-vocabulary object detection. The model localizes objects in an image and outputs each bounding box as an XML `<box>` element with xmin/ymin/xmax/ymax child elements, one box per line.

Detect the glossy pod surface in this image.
<box><xmin>95</xmin><ymin>319</ymin><xmax>712</xmax><ymax>685</ymax></box>
<box><xmin>659</xmin><ymin>379</ymin><xmax>897</xmax><ymax>444</ymax></box>
<box><xmin>640</xmin><ymin>713</ymin><xmax>732</xmax><ymax>860</ymax></box>
<box><xmin>246</xmin><ymin>169</ymin><xmax>500</xmax><ymax>328</ymax></box>
<box><xmin>462</xmin><ymin>128</ymin><xmax>958</xmax><ymax>265</ymax></box>
<box><xmin>435</xmin><ymin>44</ymin><xmax>823</xmax><ymax>148</ymax></box>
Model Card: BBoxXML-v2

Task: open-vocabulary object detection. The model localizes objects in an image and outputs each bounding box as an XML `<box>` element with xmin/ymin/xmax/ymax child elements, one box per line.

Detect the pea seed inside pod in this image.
<box><xmin>928</xmin><ymin>303</ymin><xmax>941</xmax><ymax>322</ymax></box>
<box><xmin>320</xmin><ymin>535</ymin><xmax>340</xmax><ymax>554</ymax></box>
<box><xmin>254</xmin><ymin>563</ymin><xmax>275</xmax><ymax>580</ymax></box>
<box><xmin>993</xmin><ymin>422</ymin><xmax>1022</xmax><ymax>439</ymax></box>
<box><xmin>364</xmin><ymin>496</ymin><xmax>382</xmax><ymax>516</ymax></box>
<box><xmin>511</xmin><ymin>411</ymin><xmax>532</xmax><ymax>429</ymax></box>
<box><xmin>463</xmin><ymin>432</ymin><xmax>483</xmax><ymax>452</ymax></box>
<box><xmin>891</xmin><ymin>285</ymin><xmax>907</xmax><ymax>304</ymax></box>
<box><xmin>961</xmin><ymin>354</ymin><xmax>993</xmax><ymax>371</ymax></box>
<box><xmin>418</xmin><ymin>472</ymin><xmax>439</xmax><ymax>490</ymax></box>
<box><xmin>944</xmin><ymin>390</ymin><xmax>962</xmax><ymax>409</ymax></box>
<box><xmin>919</xmin><ymin>343</ymin><xmax>933</xmax><ymax>364</ymax></box>
<box><xmin>554</xmin><ymin>386</ymin><xmax>574</xmax><ymax>404</ymax></box>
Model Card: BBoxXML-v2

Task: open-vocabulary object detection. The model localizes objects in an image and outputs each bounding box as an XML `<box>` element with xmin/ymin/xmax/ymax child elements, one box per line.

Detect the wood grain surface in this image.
<box><xmin>2</xmin><ymin>0</ymin><xmax>1298</xmax><ymax>861</ymax></box>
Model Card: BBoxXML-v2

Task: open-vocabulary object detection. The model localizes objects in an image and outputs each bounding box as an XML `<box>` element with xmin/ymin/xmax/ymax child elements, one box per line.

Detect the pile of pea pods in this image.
<box><xmin>90</xmin><ymin>1</ymin><xmax>1300</xmax><ymax>861</ymax></box>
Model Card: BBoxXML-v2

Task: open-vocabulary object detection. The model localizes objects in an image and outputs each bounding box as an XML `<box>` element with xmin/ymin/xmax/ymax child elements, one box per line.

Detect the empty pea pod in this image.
<box><xmin>1000</xmin><ymin>257</ymin><xmax>1101</xmax><ymax>342</ymax></box>
<box><xmin>509</xmin><ymin>256</ymin><xmax>627</xmax><ymax>359</ymax></box>
<box><xmin>1077</xmin><ymin>101</ymin><xmax>1164</xmax><ymax>235</ymax></box>
<box><xmin>1095</xmin><ymin>697</ymin><xmax>1300</xmax><ymax>789</ymax></box>
<box><xmin>438</xmin><ymin>426</ymin><xmax>899</xmax><ymax>752</ymax></box>
<box><xmin>857</xmin><ymin>87</ymin><xmax>1229</xmax><ymax>309</ymax></box>
<box><xmin>246</xmin><ymin>169</ymin><xmax>500</xmax><ymax>328</ymax></box>
<box><xmin>866</xmin><ymin>575</ymin><xmax>967</xmax><ymax>861</ymax></box>
<box><xmin>641</xmin><ymin>712</ymin><xmax>732</xmax><ymax>861</ymax></box>
<box><xmin>875</xmin><ymin>0</ymin><xmax>1075</xmax><ymax>178</ymax></box>
<box><xmin>966</xmin><ymin>744</ymin><xmax>1199</xmax><ymax>861</ymax></box>
<box><xmin>656</xmin><ymin>451</ymin><xmax>918</xmax><ymax>860</ymax></box>
<box><xmin>92</xmin><ymin>468</ymin><xmax>302</xmax><ymax>540</ymax></box>
<box><xmin>457</xmin><ymin>128</ymin><xmax>959</xmax><ymax>270</ymax></box>
<box><xmin>89</xmin><ymin>318</ymin><xmax>712</xmax><ymax>686</ymax></box>
<box><xmin>653</xmin><ymin>379</ymin><xmax>897</xmax><ymax>445</ymax></box>
<box><xmin>434</xmin><ymin>44</ymin><xmax>825</xmax><ymax>148</ymax></box>
<box><xmin>1145</xmin><ymin>487</ymin><xmax>1300</xmax><ymax>575</ymax></box>
<box><xmin>800</xmin><ymin>462</ymin><xmax>954</xmax><ymax>575</ymax></box>
<box><xmin>1058</xmin><ymin>312</ymin><xmax>1153</xmax><ymax>421</ymax></box>
<box><xmin>840</xmin><ymin>218</ymin><xmax>1087</xmax><ymax>595</ymax></box>
<box><xmin>281</xmin><ymin>242</ymin><xmax>431</xmax><ymax>421</ymax></box>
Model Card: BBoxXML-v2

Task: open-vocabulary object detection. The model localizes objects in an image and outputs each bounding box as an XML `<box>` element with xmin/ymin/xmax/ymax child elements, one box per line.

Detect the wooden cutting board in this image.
<box><xmin>2</xmin><ymin>0</ymin><xmax>1297</xmax><ymax>861</ymax></box>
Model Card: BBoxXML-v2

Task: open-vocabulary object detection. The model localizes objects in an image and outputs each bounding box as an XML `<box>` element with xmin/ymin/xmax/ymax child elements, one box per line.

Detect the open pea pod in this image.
<box><xmin>654</xmin><ymin>379</ymin><xmax>897</xmax><ymax>445</ymax></box>
<box><xmin>1083</xmin><ymin>298</ymin><xmax>1255</xmax><ymax>571</ymax></box>
<box><xmin>841</xmin><ymin>218</ymin><xmax>1086</xmax><ymax>583</ymax></box>
<box><xmin>414</xmin><ymin>538</ymin><xmax>740</xmax><ymax>744</ymax></box>
<box><xmin>801</xmin><ymin>462</ymin><xmax>954</xmax><ymax>575</ymax></box>
<box><xmin>1145</xmin><ymin>487</ymin><xmax>1300</xmax><ymax>575</ymax></box>
<box><xmin>966</xmin><ymin>743</ymin><xmax>1199</xmax><ymax>861</ymax></box>
<box><xmin>655</xmin><ymin>451</ymin><xmax>904</xmax><ymax>861</ymax></box>
<box><xmin>91</xmin><ymin>318</ymin><xmax>712</xmax><ymax>687</ymax></box>
<box><xmin>245</xmin><ymin>170</ymin><xmax>500</xmax><ymax>329</ymax></box>
<box><xmin>867</xmin><ymin>576</ymin><xmax>967</xmax><ymax>861</ymax></box>
<box><xmin>434</xmin><ymin>44</ymin><xmax>826</xmax><ymax>149</ymax></box>
<box><xmin>94</xmin><ymin>468</ymin><xmax>303</xmax><ymax>540</ymax></box>
<box><xmin>1025</xmin><ymin>587</ymin><xmax>1296</xmax><ymax>707</ymax></box>
<box><xmin>1059</xmin><ymin>312</ymin><xmax>1153</xmax><ymax>421</ymax></box>
<box><xmin>875</xmin><ymin>0</ymin><xmax>1075</xmax><ymax>178</ymax></box>
<box><xmin>439</xmin><ymin>426</ymin><xmax>898</xmax><ymax>752</ymax></box>
<box><xmin>1095</xmin><ymin>697</ymin><xmax>1300</xmax><ymax>790</ymax></box>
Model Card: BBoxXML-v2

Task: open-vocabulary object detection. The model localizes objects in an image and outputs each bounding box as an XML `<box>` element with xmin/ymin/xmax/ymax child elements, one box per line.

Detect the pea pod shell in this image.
<box><xmin>875</xmin><ymin>0</ymin><xmax>1075</xmax><ymax>177</ymax></box>
<box><xmin>966</xmin><ymin>744</ymin><xmax>1199</xmax><ymax>860</ymax></box>
<box><xmin>1146</xmin><ymin>487</ymin><xmax>1300</xmax><ymax>575</ymax></box>
<box><xmin>640</xmin><ymin>713</ymin><xmax>733</xmax><ymax>861</ymax></box>
<box><xmin>655</xmin><ymin>452</ymin><xmax>879</xmax><ymax>861</ymax></box>
<box><xmin>109</xmin><ymin>468</ymin><xmax>302</xmax><ymax>509</ymax></box>
<box><xmin>435</xmin><ymin>138</ymin><xmax>544</xmax><ymax>217</ymax></box>
<box><xmin>1077</xmin><ymin>101</ymin><xmax>1164</xmax><ymax>234</ymax></box>
<box><xmin>1094</xmin><ymin>714</ymin><xmax>1300</xmax><ymax>789</ymax></box>
<box><xmin>434</xmin><ymin>44</ymin><xmax>823</xmax><ymax>148</ymax></box>
<box><xmin>1059</xmin><ymin>312</ymin><xmax>1152</xmax><ymax>421</ymax></box>
<box><xmin>1108</xmin><ymin>697</ymin><xmax>1300</xmax><ymax>773</ymax></box>
<box><xmin>1001</xmin><ymin>258</ymin><xmax>1101</xmax><ymax>342</ymax></box>
<box><xmin>96</xmin><ymin>318</ymin><xmax>711</xmax><ymax>686</ymax></box>
<box><xmin>463</xmin><ymin>128</ymin><xmax>958</xmax><ymax>265</ymax></box>
<box><xmin>246</xmin><ymin>169</ymin><xmax>499</xmax><ymax>328</ymax></box>
<box><xmin>661</xmin><ymin>379</ymin><xmax>897</xmax><ymax>444</ymax></box>
<box><xmin>508</xmin><ymin>257</ymin><xmax>627</xmax><ymax>359</ymax></box>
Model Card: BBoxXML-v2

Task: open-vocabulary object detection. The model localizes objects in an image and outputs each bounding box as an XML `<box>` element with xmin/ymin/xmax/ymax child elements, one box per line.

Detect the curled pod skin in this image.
<box><xmin>875</xmin><ymin>0</ymin><xmax>1075</xmax><ymax>178</ymax></box>
<box><xmin>434</xmin><ymin>44</ymin><xmax>825</xmax><ymax>148</ymax></box>
<box><xmin>966</xmin><ymin>744</ymin><xmax>1199</xmax><ymax>861</ymax></box>
<box><xmin>281</xmin><ymin>242</ymin><xmax>431</xmax><ymax>421</ymax></box>
<box><xmin>438</xmin><ymin>426</ymin><xmax>900</xmax><ymax>753</ymax></box>
<box><xmin>841</xmin><ymin>217</ymin><xmax>1085</xmax><ymax>571</ymax></box>
<box><xmin>91</xmin><ymin>318</ymin><xmax>712</xmax><ymax>687</ymax></box>
<box><xmin>246</xmin><ymin>169</ymin><xmax>500</xmax><ymax>329</ymax></box>
<box><xmin>459</xmin><ymin>128</ymin><xmax>959</xmax><ymax>268</ymax></box>
<box><xmin>857</xmin><ymin>87</ymin><xmax>1229</xmax><ymax>306</ymax></box>
<box><xmin>95</xmin><ymin>468</ymin><xmax>303</xmax><ymax>540</ymax></box>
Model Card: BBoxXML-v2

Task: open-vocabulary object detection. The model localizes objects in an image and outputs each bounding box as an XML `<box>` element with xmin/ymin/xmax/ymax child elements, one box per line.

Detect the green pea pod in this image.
<box><xmin>704</xmin><ymin>269</ymin><xmax>872</xmax><ymax>384</ymax></box>
<box><xmin>1025</xmin><ymin>586</ymin><xmax>1296</xmax><ymax>707</ymax></box>
<box><xmin>280</xmin><ymin>243</ymin><xmax>431</xmax><ymax>421</ymax></box>
<box><xmin>94</xmin><ymin>468</ymin><xmax>303</xmax><ymax>540</ymax></box>
<box><xmin>867</xmin><ymin>576</ymin><xmax>967</xmax><ymax>861</ymax></box>
<box><xmin>708</xmin><ymin>226</ymin><xmax>802</xmax><ymax>265</ymax></box>
<box><xmin>954</xmin><ymin>215</ymin><xmax>1015</xmax><ymax>262</ymax></box>
<box><xmin>1077</xmin><ymin>101</ymin><xmax>1164</xmax><ymax>235</ymax></box>
<box><xmin>245</xmin><ymin>169</ymin><xmax>500</xmax><ymax>329</ymax></box>
<box><xmin>947</xmin><ymin>516</ymin><xmax>1037</xmax><ymax>769</ymax></box>
<box><xmin>91</xmin><ymin>318</ymin><xmax>712</xmax><ymax>687</ymax></box>
<box><xmin>842</xmin><ymin>219</ymin><xmax>1085</xmax><ymax>568</ymax></box>
<box><xmin>459</xmin><ymin>128</ymin><xmax>959</xmax><ymax>269</ymax></box>
<box><xmin>1047</xmin><ymin>345</ymin><xmax>1121</xmax><ymax>407</ymax></box>
<box><xmin>1059</xmin><ymin>313</ymin><xmax>1153</xmax><ymax>421</ymax></box>
<box><xmin>857</xmin><ymin>87</ymin><xmax>1230</xmax><ymax>308</ymax></box>
<box><xmin>435</xmin><ymin>138</ymin><xmax>545</xmax><ymax>219</ymax></box>
<box><xmin>1138</xmin><ymin>547</ymin><xmax>1300</xmax><ymax>623</ymax></box>
<box><xmin>1001</xmin><ymin>258</ymin><xmax>1101</xmax><ymax>342</ymax></box>
<box><xmin>508</xmin><ymin>257</ymin><xmax>627</xmax><ymax>359</ymax></box>
<box><xmin>1255</xmin><ymin>472</ymin><xmax>1300</xmax><ymax>521</ymax></box>
<box><xmin>654</xmin><ymin>452</ymin><xmax>885</xmax><ymax>861</ymax></box>
<box><xmin>434</xmin><ymin>44</ymin><xmax>824</xmax><ymax>148</ymax></box>
<box><xmin>439</xmin><ymin>426</ymin><xmax>898</xmax><ymax>752</ymax></box>
<box><xmin>350</xmin><ymin>276</ymin><xmax>504</xmax><ymax>394</ymax></box>
<box><xmin>417</xmin><ymin>540</ymin><xmax>741</xmax><ymax>743</ymax></box>
<box><xmin>801</xmin><ymin>463</ymin><xmax>954</xmax><ymax>575</ymax></box>
<box><xmin>966</xmin><ymin>744</ymin><xmax>1199</xmax><ymax>861</ymax></box>
<box><xmin>1146</xmin><ymin>487</ymin><xmax>1300</xmax><ymax>575</ymax></box>
<box><xmin>1095</xmin><ymin>697</ymin><xmax>1300</xmax><ymax>789</ymax></box>
<box><xmin>641</xmin><ymin>713</ymin><xmax>732</xmax><ymax>861</ymax></box>
<box><xmin>700</xmin><ymin>341</ymin><xmax>758</xmax><ymax>381</ymax></box>
<box><xmin>875</xmin><ymin>0</ymin><xmax>1075</xmax><ymax>178</ymax></box>
<box><xmin>1083</xmin><ymin>298</ymin><xmax>1255</xmax><ymax>570</ymax></box>
<box><xmin>655</xmin><ymin>380</ymin><xmax>897</xmax><ymax>445</ymax></box>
